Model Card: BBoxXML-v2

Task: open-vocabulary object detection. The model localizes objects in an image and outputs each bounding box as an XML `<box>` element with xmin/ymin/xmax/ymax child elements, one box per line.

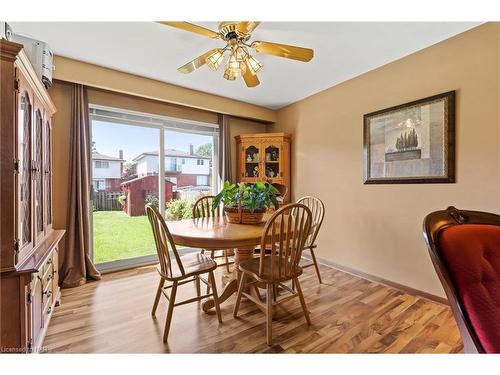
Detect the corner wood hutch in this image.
<box><xmin>235</xmin><ymin>133</ymin><xmax>291</xmax><ymax>203</ymax></box>
<box><xmin>1</xmin><ymin>40</ymin><xmax>64</xmax><ymax>353</ymax></box>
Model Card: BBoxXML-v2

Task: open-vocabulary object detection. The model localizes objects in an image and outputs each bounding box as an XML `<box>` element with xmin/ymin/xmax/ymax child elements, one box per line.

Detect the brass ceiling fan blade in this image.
<box><xmin>242</xmin><ymin>65</ymin><xmax>260</xmax><ymax>88</ymax></box>
<box><xmin>178</xmin><ymin>49</ymin><xmax>220</xmax><ymax>74</ymax></box>
<box><xmin>251</xmin><ymin>41</ymin><xmax>314</xmax><ymax>62</ymax></box>
<box><xmin>235</xmin><ymin>21</ymin><xmax>261</xmax><ymax>35</ymax></box>
<box><xmin>157</xmin><ymin>21</ymin><xmax>220</xmax><ymax>39</ymax></box>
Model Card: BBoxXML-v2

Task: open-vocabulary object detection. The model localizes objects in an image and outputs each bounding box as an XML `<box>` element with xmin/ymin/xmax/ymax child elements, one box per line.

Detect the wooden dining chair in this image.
<box><xmin>233</xmin><ymin>203</ymin><xmax>313</xmax><ymax>346</ymax></box>
<box><xmin>297</xmin><ymin>196</ymin><xmax>325</xmax><ymax>284</ymax></box>
<box><xmin>146</xmin><ymin>204</ymin><xmax>222</xmax><ymax>342</ymax></box>
<box><xmin>193</xmin><ymin>196</ymin><xmax>234</xmax><ymax>273</ymax></box>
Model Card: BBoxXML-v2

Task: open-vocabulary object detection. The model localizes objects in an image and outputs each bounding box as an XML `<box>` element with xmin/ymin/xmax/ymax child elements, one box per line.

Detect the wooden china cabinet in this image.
<box><xmin>235</xmin><ymin>133</ymin><xmax>291</xmax><ymax>203</ymax></box>
<box><xmin>1</xmin><ymin>40</ymin><xmax>64</xmax><ymax>353</ymax></box>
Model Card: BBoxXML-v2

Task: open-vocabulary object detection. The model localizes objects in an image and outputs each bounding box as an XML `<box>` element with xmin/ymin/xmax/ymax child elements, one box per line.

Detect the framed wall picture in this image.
<box><xmin>363</xmin><ymin>91</ymin><xmax>455</xmax><ymax>184</ymax></box>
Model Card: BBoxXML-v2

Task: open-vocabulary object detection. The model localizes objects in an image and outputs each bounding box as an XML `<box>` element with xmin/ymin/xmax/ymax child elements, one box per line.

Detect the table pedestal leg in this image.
<box><xmin>202</xmin><ymin>246</ymin><xmax>256</xmax><ymax>312</ymax></box>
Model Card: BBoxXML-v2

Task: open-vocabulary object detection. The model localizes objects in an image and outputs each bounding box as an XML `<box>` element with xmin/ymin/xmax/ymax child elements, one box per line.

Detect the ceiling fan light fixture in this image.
<box><xmin>228</xmin><ymin>54</ymin><xmax>240</xmax><ymax>70</ymax></box>
<box><xmin>206</xmin><ymin>49</ymin><xmax>225</xmax><ymax>71</ymax></box>
<box><xmin>159</xmin><ymin>21</ymin><xmax>313</xmax><ymax>87</ymax></box>
<box><xmin>223</xmin><ymin>66</ymin><xmax>237</xmax><ymax>80</ymax></box>
<box><xmin>234</xmin><ymin>46</ymin><xmax>248</xmax><ymax>62</ymax></box>
<box><xmin>245</xmin><ymin>55</ymin><xmax>263</xmax><ymax>75</ymax></box>
<box><xmin>227</xmin><ymin>54</ymin><xmax>245</xmax><ymax>77</ymax></box>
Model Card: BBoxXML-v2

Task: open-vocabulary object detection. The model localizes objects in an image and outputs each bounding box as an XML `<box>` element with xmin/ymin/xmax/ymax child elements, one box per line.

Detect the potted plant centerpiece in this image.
<box><xmin>213</xmin><ymin>181</ymin><xmax>280</xmax><ymax>224</ymax></box>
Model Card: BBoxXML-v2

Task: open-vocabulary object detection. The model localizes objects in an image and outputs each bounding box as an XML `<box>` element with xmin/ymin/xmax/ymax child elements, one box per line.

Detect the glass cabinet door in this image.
<box><xmin>44</xmin><ymin>120</ymin><xmax>52</xmax><ymax>227</ymax></box>
<box><xmin>263</xmin><ymin>142</ymin><xmax>282</xmax><ymax>181</ymax></box>
<box><xmin>17</xmin><ymin>91</ymin><xmax>32</xmax><ymax>251</ymax></box>
<box><xmin>242</xmin><ymin>143</ymin><xmax>261</xmax><ymax>180</ymax></box>
<box><xmin>34</xmin><ymin>109</ymin><xmax>44</xmax><ymax>239</ymax></box>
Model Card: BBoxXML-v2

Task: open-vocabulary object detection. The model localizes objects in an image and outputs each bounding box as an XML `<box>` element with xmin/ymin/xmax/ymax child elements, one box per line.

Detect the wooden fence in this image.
<box><xmin>93</xmin><ymin>191</ymin><xmax>123</xmax><ymax>211</ymax></box>
<box><xmin>173</xmin><ymin>190</ymin><xmax>211</xmax><ymax>202</ymax></box>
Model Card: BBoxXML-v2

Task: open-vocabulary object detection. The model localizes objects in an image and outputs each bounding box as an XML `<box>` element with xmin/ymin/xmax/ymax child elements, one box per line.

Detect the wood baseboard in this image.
<box><xmin>303</xmin><ymin>254</ymin><xmax>449</xmax><ymax>306</ymax></box>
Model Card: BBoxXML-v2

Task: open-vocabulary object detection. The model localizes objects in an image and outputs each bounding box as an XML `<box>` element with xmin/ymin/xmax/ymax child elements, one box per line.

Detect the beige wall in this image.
<box><xmin>49</xmin><ymin>81</ymin><xmax>73</xmax><ymax>232</ymax></box>
<box><xmin>88</xmin><ymin>88</ymin><xmax>219</xmax><ymax>124</ymax></box>
<box><xmin>271</xmin><ymin>23</ymin><xmax>500</xmax><ymax>297</ymax></box>
<box><xmin>53</xmin><ymin>55</ymin><xmax>276</xmax><ymax>123</ymax></box>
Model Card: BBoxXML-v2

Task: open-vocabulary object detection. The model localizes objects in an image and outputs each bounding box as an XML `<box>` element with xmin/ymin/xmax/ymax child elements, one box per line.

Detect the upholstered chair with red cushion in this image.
<box><xmin>423</xmin><ymin>206</ymin><xmax>500</xmax><ymax>353</ymax></box>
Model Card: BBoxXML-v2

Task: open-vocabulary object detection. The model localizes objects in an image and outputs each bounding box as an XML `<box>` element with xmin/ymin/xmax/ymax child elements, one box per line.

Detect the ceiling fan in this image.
<box><xmin>157</xmin><ymin>21</ymin><xmax>314</xmax><ymax>88</ymax></box>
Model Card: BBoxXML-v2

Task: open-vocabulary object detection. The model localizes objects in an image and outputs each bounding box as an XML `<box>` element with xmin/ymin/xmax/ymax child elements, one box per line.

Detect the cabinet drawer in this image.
<box><xmin>42</xmin><ymin>254</ymin><xmax>54</xmax><ymax>276</ymax></box>
<box><xmin>42</xmin><ymin>292</ymin><xmax>53</xmax><ymax>326</ymax></box>
<box><xmin>43</xmin><ymin>277</ymin><xmax>54</xmax><ymax>304</ymax></box>
<box><xmin>42</xmin><ymin>264</ymin><xmax>54</xmax><ymax>292</ymax></box>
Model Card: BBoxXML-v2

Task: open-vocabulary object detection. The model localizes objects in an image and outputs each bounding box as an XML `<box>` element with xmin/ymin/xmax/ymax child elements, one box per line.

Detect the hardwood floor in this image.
<box><xmin>43</xmin><ymin>262</ymin><xmax>463</xmax><ymax>353</ymax></box>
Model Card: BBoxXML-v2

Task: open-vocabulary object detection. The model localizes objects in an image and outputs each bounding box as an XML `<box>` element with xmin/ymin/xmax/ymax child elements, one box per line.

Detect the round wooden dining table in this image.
<box><xmin>167</xmin><ymin>215</ymin><xmax>271</xmax><ymax>312</ymax></box>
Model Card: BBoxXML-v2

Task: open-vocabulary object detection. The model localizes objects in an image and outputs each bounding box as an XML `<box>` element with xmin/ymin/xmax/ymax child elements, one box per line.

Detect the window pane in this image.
<box><xmin>91</xmin><ymin>119</ymin><xmax>159</xmax><ymax>264</ymax></box>
<box><xmin>18</xmin><ymin>92</ymin><xmax>32</xmax><ymax>247</ymax></box>
<box><xmin>34</xmin><ymin>110</ymin><xmax>43</xmax><ymax>234</ymax></box>
<box><xmin>164</xmin><ymin>129</ymin><xmax>216</xmax><ymax>220</ymax></box>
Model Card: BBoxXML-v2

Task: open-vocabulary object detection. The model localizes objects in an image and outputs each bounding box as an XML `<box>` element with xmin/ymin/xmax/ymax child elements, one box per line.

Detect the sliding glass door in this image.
<box><xmin>89</xmin><ymin>106</ymin><xmax>219</xmax><ymax>272</ymax></box>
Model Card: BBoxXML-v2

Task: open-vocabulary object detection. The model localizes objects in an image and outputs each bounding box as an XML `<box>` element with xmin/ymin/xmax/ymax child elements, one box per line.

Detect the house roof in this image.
<box><xmin>92</xmin><ymin>152</ymin><xmax>124</xmax><ymax>162</ymax></box>
<box><xmin>132</xmin><ymin>149</ymin><xmax>211</xmax><ymax>162</ymax></box>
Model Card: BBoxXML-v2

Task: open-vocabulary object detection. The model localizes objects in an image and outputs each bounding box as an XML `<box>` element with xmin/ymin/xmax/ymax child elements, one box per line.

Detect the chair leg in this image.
<box><xmin>294</xmin><ymin>277</ymin><xmax>311</xmax><ymax>325</ymax></box>
<box><xmin>195</xmin><ymin>275</ymin><xmax>201</xmax><ymax>298</ymax></box>
<box><xmin>225</xmin><ymin>250</ymin><xmax>230</xmax><ymax>272</ymax></box>
<box><xmin>163</xmin><ymin>280</ymin><xmax>178</xmax><ymax>342</ymax></box>
<box><xmin>151</xmin><ymin>278</ymin><xmax>165</xmax><ymax>316</ymax></box>
<box><xmin>208</xmin><ymin>271</ymin><xmax>222</xmax><ymax>323</ymax></box>
<box><xmin>272</xmin><ymin>284</ymin><xmax>277</xmax><ymax>302</ymax></box>
<box><xmin>206</xmin><ymin>250</ymin><xmax>215</xmax><ymax>295</ymax></box>
<box><xmin>309</xmin><ymin>248</ymin><xmax>322</xmax><ymax>284</ymax></box>
<box><xmin>266</xmin><ymin>283</ymin><xmax>273</xmax><ymax>346</ymax></box>
<box><xmin>233</xmin><ymin>273</ymin><xmax>247</xmax><ymax>318</ymax></box>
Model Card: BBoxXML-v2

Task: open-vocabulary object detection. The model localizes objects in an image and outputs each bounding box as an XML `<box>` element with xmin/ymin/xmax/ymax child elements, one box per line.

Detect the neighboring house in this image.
<box><xmin>132</xmin><ymin>145</ymin><xmax>211</xmax><ymax>188</ymax></box>
<box><xmin>92</xmin><ymin>151</ymin><xmax>124</xmax><ymax>191</ymax></box>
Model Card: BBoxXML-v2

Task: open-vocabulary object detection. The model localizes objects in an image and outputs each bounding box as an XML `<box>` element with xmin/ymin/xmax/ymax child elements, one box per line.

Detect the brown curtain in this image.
<box><xmin>218</xmin><ymin>114</ymin><xmax>233</xmax><ymax>183</ymax></box>
<box><xmin>60</xmin><ymin>84</ymin><xmax>101</xmax><ymax>288</ymax></box>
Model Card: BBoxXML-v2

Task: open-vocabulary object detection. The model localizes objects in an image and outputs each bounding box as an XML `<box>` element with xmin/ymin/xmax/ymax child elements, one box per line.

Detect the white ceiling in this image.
<box><xmin>10</xmin><ymin>22</ymin><xmax>481</xmax><ymax>109</ymax></box>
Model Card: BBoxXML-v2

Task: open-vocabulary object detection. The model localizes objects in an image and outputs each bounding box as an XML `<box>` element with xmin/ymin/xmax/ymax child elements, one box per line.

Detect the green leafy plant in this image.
<box><xmin>213</xmin><ymin>181</ymin><xmax>280</xmax><ymax>213</ymax></box>
<box><xmin>166</xmin><ymin>199</ymin><xmax>193</xmax><ymax>221</ymax></box>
